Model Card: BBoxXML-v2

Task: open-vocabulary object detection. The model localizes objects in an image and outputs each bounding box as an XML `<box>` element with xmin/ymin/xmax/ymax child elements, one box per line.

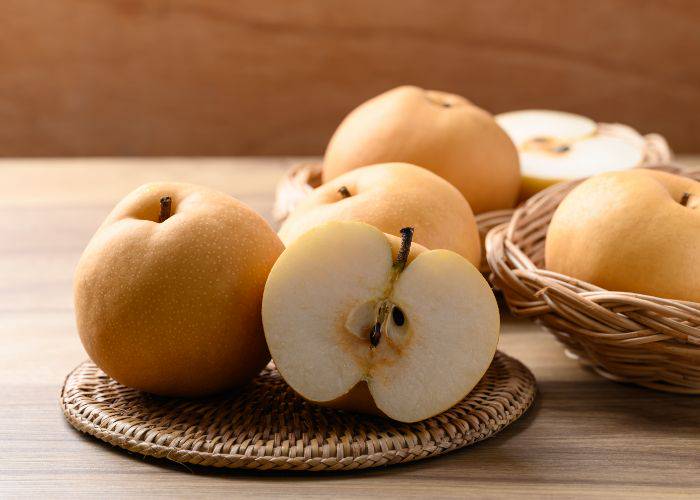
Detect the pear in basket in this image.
<box><xmin>546</xmin><ymin>169</ymin><xmax>699</xmax><ymax>302</ymax></box>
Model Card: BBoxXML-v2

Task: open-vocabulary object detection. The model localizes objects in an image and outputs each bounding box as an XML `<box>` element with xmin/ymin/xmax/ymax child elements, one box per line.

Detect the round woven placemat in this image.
<box><xmin>61</xmin><ymin>351</ymin><xmax>536</xmax><ymax>471</ymax></box>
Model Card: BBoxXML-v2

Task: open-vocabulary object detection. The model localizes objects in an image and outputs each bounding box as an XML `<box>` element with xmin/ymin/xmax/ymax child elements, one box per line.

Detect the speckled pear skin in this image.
<box><xmin>74</xmin><ymin>182</ymin><xmax>284</xmax><ymax>397</ymax></box>
<box><xmin>545</xmin><ymin>169</ymin><xmax>700</xmax><ymax>302</ymax></box>
<box><xmin>280</xmin><ymin>163</ymin><xmax>482</xmax><ymax>267</ymax></box>
<box><xmin>322</xmin><ymin>85</ymin><xmax>521</xmax><ymax>214</ymax></box>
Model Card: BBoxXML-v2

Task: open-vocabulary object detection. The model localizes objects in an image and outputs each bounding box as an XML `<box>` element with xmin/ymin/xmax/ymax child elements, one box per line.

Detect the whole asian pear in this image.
<box><xmin>74</xmin><ymin>182</ymin><xmax>284</xmax><ymax>396</ymax></box>
<box><xmin>322</xmin><ymin>86</ymin><xmax>521</xmax><ymax>213</ymax></box>
<box><xmin>545</xmin><ymin>169</ymin><xmax>700</xmax><ymax>302</ymax></box>
<box><xmin>279</xmin><ymin>163</ymin><xmax>481</xmax><ymax>266</ymax></box>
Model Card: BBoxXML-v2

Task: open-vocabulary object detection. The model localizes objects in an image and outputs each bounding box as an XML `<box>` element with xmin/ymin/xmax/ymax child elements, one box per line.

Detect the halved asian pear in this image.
<box><xmin>262</xmin><ymin>221</ymin><xmax>500</xmax><ymax>423</ymax></box>
<box><xmin>496</xmin><ymin>110</ymin><xmax>646</xmax><ymax>199</ymax></box>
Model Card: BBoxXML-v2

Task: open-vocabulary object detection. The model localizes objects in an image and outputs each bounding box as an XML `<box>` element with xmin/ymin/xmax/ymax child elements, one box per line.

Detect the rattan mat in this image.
<box><xmin>61</xmin><ymin>351</ymin><xmax>536</xmax><ymax>471</ymax></box>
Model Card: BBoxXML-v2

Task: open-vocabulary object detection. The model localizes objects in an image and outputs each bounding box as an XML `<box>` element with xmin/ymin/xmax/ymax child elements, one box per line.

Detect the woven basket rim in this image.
<box><xmin>486</xmin><ymin>163</ymin><xmax>700</xmax><ymax>393</ymax></box>
<box><xmin>60</xmin><ymin>351</ymin><xmax>536</xmax><ymax>472</ymax></box>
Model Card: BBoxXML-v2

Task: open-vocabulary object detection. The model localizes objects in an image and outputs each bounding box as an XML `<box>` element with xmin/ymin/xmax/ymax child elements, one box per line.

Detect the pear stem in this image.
<box><xmin>680</xmin><ymin>192</ymin><xmax>691</xmax><ymax>207</ymax></box>
<box><xmin>338</xmin><ymin>186</ymin><xmax>352</xmax><ymax>199</ymax></box>
<box><xmin>369</xmin><ymin>227</ymin><xmax>413</xmax><ymax>348</ymax></box>
<box><xmin>394</xmin><ymin>227</ymin><xmax>414</xmax><ymax>272</ymax></box>
<box><xmin>369</xmin><ymin>227</ymin><xmax>414</xmax><ymax>349</ymax></box>
<box><xmin>158</xmin><ymin>196</ymin><xmax>172</xmax><ymax>223</ymax></box>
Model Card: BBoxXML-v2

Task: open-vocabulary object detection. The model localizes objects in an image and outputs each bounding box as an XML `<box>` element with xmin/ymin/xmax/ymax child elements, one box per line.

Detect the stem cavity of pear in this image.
<box><xmin>370</xmin><ymin>227</ymin><xmax>414</xmax><ymax>348</ymax></box>
<box><xmin>338</xmin><ymin>186</ymin><xmax>352</xmax><ymax>199</ymax></box>
<box><xmin>424</xmin><ymin>91</ymin><xmax>455</xmax><ymax>109</ymax></box>
<box><xmin>680</xmin><ymin>192</ymin><xmax>691</xmax><ymax>207</ymax></box>
<box><xmin>158</xmin><ymin>196</ymin><xmax>172</xmax><ymax>223</ymax></box>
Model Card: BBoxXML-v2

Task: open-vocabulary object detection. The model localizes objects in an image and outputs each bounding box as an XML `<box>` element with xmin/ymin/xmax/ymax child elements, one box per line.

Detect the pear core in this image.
<box><xmin>343</xmin><ymin>227</ymin><xmax>414</xmax><ymax>349</ymax></box>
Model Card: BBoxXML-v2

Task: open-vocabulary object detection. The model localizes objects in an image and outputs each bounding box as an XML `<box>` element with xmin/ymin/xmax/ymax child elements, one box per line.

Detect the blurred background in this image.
<box><xmin>1</xmin><ymin>0</ymin><xmax>699</xmax><ymax>157</ymax></box>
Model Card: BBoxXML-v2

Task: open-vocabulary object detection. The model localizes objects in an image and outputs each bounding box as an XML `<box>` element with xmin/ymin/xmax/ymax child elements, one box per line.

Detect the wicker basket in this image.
<box><xmin>273</xmin><ymin>161</ymin><xmax>513</xmax><ymax>273</ymax></box>
<box><xmin>486</xmin><ymin>164</ymin><xmax>700</xmax><ymax>394</ymax></box>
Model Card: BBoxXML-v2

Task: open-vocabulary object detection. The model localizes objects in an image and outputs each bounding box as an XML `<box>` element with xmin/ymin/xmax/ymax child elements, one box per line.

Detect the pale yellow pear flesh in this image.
<box><xmin>496</xmin><ymin>110</ymin><xmax>645</xmax><ymax>199</ymax></box>
<box><xmin>545</xmin><ymin>169</ymin><xmax>700</xmax><ymax>302</ymax></box>
<box><xmin>74</xmin><ymin>182</ymin><xmax>284</xmax><ymax>397</ymax></box>
<box><xmin>279</xmin><ymin>162</ymin><xmax>481</xmax><ymax>267</ymax></box>
<box><xmin>262</xmin><ymin>221</ymin><xmax>500</xmax><ymax>423</ymax></box>
<box><xmin>323</xmin><ymin>86</ymin><xmax>521</xmax><ymax>214</ymax></box>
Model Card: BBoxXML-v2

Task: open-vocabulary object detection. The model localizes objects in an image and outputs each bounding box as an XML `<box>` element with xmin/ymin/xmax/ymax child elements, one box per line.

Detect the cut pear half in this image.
<box><xmin>262</xmin><ymin>221</ymin><xmax>500</xmax><ymax>423</ymax></box>
<box><xmin>496</xmin><ymin>109</ymin><xmax>597</xmax><ymax>145</ymax></box>
<box><xmin>496</xmin><ymin>110</ymin><xmax>646</xmax><ymax>198</ymax></box>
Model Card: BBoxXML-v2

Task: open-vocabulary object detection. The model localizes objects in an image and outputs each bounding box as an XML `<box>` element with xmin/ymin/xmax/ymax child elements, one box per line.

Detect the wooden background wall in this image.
<box><xmin>1</xmin><ymin>0</ymin><xmax>699</xmax><ymax>156</ymax></box>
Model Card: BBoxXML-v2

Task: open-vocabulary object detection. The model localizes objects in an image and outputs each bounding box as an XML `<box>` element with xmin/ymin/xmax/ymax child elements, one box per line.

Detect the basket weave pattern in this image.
<box><xmin>61</xmin><ymin>352</ymin><xmax>536</xmax><ymax>471</ymax></box>
<box><xmin>486</xmin><ymin>164</ymin><xmax>700</xmax><ymax>393</ymax></box>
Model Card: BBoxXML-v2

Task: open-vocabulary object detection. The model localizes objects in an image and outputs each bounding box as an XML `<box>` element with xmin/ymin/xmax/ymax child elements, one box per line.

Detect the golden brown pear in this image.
<box><xmin>545</xmin><ymin>169</ymin><xmax>700</xmax><ymax>302</ymax></box>
<box><xmin>74</xmin><ymin>182</ymin><xmax>284</xmax><ymax>396</ymax></box>
<box><xmin>279</xmin><ymin>162</ymin><xmax>481</xmax><ymax>267</ymax></box>
<box><xmin>322</xmin><ymin>85</ymin><xmax>521</xmax><ymax>213</ymax></box>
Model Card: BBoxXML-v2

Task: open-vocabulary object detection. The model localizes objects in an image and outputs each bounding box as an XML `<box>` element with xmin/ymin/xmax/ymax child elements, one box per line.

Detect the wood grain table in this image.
<box><xmin>1</xmin><ymin>158</ymin><xmax>699</xmax><ymax>498</ymax></box>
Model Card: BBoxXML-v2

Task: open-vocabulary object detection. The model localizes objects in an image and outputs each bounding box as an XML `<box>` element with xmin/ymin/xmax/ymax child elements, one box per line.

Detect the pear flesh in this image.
<box><xmin>262</xmin><ymin>221</ymin><xmax>500</xmax><ymax>423</ymax></box>
<box><xmin>496</xmin><ymin>110</ymin><xmax>645</xmax><ymax>196</ymax></box>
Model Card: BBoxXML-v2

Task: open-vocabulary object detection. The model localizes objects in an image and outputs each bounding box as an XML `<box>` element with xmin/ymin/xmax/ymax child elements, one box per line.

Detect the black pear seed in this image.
<box><xmin>370</xmin><ymin>322</ymin><xmax>381</xmax><ymax>347</ymax></box>
<box><xmin>392</xmin><ymin>306</ymin><xmax>405</xmax><ymax>326</ymax></box>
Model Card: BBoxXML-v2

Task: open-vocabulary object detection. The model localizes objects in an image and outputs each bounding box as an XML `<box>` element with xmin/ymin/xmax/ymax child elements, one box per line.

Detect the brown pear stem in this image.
<box><xmin>394</xmin><ymin>227</ymin><xmax>414</xmax><ymax>273</ymax></box>
<box><xmin>158</xmin><ymin>196</ymin><xmax>172</xmax><ymax>223</ymax></box>
<box><xmin>338</xmin><ymin>186</ymin><xmax>352</xmax><ymax>199</ymax></box>
<box><xmin>680</xmin><ymin>192</ymin><xmax>691</xmax><ymax>207</ymax></box>
<box><xmin>369</xmin><ymin>227</ymin><xmax>414</xmax><ymax>349</ymax></box>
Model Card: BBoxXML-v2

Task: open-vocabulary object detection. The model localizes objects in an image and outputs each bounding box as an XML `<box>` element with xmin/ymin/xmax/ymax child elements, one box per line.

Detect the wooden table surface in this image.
<box><xmin>1</xmin><ymin>157</ymin><xmax>699</xmax><ymax>498</ymax></box>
